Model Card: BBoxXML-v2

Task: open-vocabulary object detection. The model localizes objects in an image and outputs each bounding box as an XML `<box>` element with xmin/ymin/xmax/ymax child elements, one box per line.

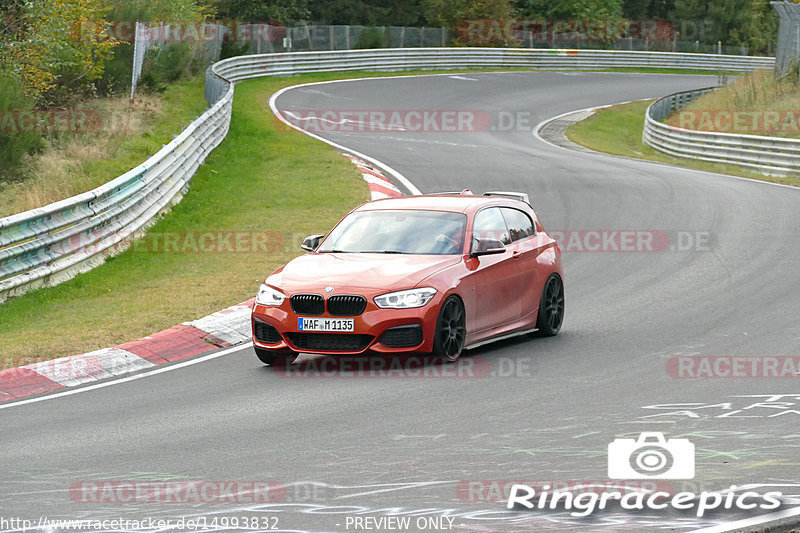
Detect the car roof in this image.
<box><xmin>354</xmin><ymin>193</ymin><xmax>531</xmax><ymax>214</ymax></box>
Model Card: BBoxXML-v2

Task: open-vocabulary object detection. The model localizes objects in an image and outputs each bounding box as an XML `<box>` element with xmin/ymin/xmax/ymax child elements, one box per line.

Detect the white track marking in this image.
<box><xmin>283</xmin><ymin>111</ymin><xmax>408</xmax><ymax>132</ymax></box>
<box><xmin>531</xmin><ymin>101</ymin><xmax>800</xmax><ymax>191</ymax></box>
<box><xmin>689</xmin><ymin>505</ymin><xmax>800</xmax><ymax>532</ymax></box>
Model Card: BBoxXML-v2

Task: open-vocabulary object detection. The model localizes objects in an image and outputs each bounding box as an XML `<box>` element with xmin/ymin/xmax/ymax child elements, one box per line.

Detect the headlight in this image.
<box><xmin>374</xmin><ymin>287</ymin><xmax>437</xmax><ymax>309</ymax></box>
<box><xmin>256</xmin><ymin>284</ymin><xmax>285</xmax><ymax>306</ymax></box>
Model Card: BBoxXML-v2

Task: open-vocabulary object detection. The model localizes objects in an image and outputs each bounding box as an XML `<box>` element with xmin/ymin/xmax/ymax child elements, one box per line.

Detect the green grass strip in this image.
<box><xmin>566</xmin><ymin>100</ymin><xmax>800</xmax><ymax>187</ymax></box>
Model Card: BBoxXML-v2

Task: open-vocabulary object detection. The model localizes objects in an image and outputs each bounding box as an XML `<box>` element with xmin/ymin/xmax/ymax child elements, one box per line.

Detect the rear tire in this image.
<box><xmin>254</xmin><ymin>347</ymin><xmax>298</xmax><ymax>366</ymax></box>
<box><xmin>535</xmin><ymin>274</ymin><xmax>564</xmax><ymax>336</ymax></box>
<box><xmin>432</xmin><ymin>296</ymin><xmax>466</xmax><ymax>362</ymax></box>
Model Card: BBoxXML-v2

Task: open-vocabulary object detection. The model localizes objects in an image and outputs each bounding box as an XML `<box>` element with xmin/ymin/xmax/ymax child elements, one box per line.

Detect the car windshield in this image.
<box><xmin>317</xmin><ymin>209</ymin><xmax>467</xmax><ymax>255</ymax></box>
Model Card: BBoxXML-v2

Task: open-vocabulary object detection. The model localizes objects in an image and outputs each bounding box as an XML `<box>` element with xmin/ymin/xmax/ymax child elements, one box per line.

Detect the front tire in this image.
<box><xmin>536</xmin><ymin>274</ymin><xmax>564</xmax><ymax>336</ymax></box>
<box><xmin>432</xmin><ymin>295</ymin><xmax>466</xmax><ymax>362</ymax></box>
<box><xmin>254</xmin><ymin>347</ymin><xmax>298</xmax><ymax>366</ymax></box>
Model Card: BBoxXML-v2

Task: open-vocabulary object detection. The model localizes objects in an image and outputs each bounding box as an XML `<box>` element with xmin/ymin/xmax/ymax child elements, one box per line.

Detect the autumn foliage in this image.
<box><xmin>1</xmin><ymin>0</ymin><xmax>120</xmax><ymax>104</ymax></box>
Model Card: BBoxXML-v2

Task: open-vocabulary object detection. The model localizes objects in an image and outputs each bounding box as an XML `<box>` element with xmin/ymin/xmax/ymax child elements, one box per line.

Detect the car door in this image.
<box><xmin>467</xmin><ymin>207</ymin><xmax>522</xmax><ymax>333</ymax></box>
<box><xmin>500</xmin><ymin>207</ymin><xmax>542</xmax><ymax>321</ymax></box>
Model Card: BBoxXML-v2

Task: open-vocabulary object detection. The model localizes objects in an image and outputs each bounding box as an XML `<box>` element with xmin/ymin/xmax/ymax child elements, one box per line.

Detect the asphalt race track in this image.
<box><xmin>2</xmin><ymin>72</ymin><xmax>800</xmax><ymax>533</ymax></box>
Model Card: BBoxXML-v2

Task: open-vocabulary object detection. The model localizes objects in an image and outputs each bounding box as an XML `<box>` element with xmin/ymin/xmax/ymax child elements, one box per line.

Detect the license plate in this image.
<box><xmin>298</xmin><ymin>317</ymin><xmax>354</xmax><ymax>332</ymax></box>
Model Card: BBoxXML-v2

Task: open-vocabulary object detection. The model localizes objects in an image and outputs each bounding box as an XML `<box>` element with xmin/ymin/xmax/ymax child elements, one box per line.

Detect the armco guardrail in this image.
<box><xmin>0</xmin><ymin>48</ymin><xmax>775</xmax><ymax>303</ymax></box>
<box><xmin>643</xmin><ymin>87</ymin><xmax>800</xmax><ymax>176</ymax></box>
<box><xmin>205</xmin><ymin>48</ymin><xmax>774</xmax><ymax>104</ymax></box>
<box><xmin>0</xmin><ymin>83</ymin><xmax>234</xmax><ymax>303</ymax></box>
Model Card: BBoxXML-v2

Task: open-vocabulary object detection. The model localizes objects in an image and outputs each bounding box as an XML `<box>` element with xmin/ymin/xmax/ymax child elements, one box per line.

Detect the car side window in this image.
<box><xmin>472</xmin><ymin>207</ymin><xmax>511</xmax><ymax>248</ymax></box>
<box><xmin>501</xmin><ymin>208</ymin><xmax>536</xmax><ymax>242</ymax></box>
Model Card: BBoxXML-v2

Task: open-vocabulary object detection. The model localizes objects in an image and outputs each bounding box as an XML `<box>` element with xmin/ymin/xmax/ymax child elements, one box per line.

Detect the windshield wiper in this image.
<box><xmin>363</xmin><ymin>250</ymin><xmax>405</xmax><ymax>254</ymax></box>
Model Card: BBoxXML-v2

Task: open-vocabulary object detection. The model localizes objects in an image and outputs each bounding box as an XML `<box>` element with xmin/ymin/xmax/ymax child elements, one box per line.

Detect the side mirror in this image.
<box><xmin>301</xmin><ymin>234</ymin><xmax>324</xmax><ymax>252</ymax></box>
<box><xmin>471</xmin><ymin>238</ymin><xmax>506</xmax><ymax>257</ymax></box>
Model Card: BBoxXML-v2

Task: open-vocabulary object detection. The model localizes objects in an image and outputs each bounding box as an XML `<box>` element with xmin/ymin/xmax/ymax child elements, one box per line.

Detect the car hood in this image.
<box><xmin>268</xmin><ymin>253</ymin><xmax>462</xmax><ymax>294</ymax></box>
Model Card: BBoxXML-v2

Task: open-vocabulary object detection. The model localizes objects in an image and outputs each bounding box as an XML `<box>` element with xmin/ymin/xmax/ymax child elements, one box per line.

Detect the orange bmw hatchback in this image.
<box><xmin>251</xmin><ymin>191</ymin><xmax>564</xmax><ymax>365</ymax></box>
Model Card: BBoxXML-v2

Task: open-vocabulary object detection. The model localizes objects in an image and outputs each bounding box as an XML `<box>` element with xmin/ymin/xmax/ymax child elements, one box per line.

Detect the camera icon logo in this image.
<box><xmin>608</xmin><ymin>432</ymin><xmax>695</xmax><ymax>479</ymax></box>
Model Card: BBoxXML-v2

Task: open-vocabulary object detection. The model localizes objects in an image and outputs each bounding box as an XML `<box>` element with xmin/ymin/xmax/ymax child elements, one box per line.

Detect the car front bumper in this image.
<box><xmin>251</xmin><ymin>300</ymin><xmax>442</xmax><ymax>355</ymax></box>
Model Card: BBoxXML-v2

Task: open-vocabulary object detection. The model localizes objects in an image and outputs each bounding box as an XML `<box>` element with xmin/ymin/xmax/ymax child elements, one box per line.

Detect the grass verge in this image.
<box><xmin>565</xmin><ymin>99</ymin><xmax>800</xmax><ymax>188</ymax></box>
<box><xmin>0</xmin><ymin>81</ymin><xmax>209</xmax><ymax>217</ymax></box>
<box><xmin>663</xmin><ymin>69</ymin><xmax>800</xmax><ymax>138</ymax></box>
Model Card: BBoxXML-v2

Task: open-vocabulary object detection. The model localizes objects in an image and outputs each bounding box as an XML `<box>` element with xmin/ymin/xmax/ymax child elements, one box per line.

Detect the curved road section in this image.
<box><xmin>1</xmin><ymin>72</ymin><xmax>799</xmax><ymax>533</ymax></box>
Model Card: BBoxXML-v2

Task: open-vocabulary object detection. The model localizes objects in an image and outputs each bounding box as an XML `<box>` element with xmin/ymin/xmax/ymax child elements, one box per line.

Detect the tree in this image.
<box><xmin>214</xmin><ymin>0</ymin><xmax>310</xmax><ymax>24</ymax></box>
<box><xmin>0</xmin><ymin>0</ymin><xmax>120</xmax><ymax>103</ymax></box>
<box><xmin>621</xmin><ymin>0</ymin><xmax>674</xmax><ymax>19</ymax></box>
<box><xmin>670</xmin><ymin>0</ymin><xmax>776</xmax><ymax>53</ymax></box>
<box><xmin>517</xmin><ymin>0</ymin><xmax>623</xmax><ymax>19</ymax></box>
<box><xmin>749</xmin><ymin>0</ymin><xmax>778</xmax><ymax>55</ymax></box>
<box><xmin>310</xmin><ymin>0</ymin><xmax>387</xmax><ymax>25</ymax></box>
<box><xmin>307</xmin><ymin>0</ymin><xmax>425</xmax><ymax>26</ymax></box>
<box><xmin>424</xmin><ymin>0</ymin><xmax>516</xmax><ymax>30</ymax></box>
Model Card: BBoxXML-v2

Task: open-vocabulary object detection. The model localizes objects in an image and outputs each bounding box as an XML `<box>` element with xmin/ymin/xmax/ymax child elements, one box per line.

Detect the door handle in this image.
<box><xmin>512</xmin><ymin>250</ymin><xmax>521</xmax><ymax>260</ymax></box>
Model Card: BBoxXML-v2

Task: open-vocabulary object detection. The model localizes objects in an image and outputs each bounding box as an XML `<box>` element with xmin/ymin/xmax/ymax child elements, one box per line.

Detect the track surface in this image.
<box><xmin>2</xmin><ymin>72</ymin><xmax>800</xmax><ymax>532</ymax></box>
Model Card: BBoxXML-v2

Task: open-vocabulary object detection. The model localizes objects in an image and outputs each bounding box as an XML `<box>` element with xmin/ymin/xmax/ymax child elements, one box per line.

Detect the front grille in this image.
<box><xmin>379</xmin><ymin>325</ymin><xmax>423</xmax><ymax>348</ymax></box>
<box><xmin>291</xmin><ymin>294</ymin><xmax>324</xmax><ymax>315</ymax></box>
<box><xmin>253</xmin><ymin>320</ymin><xmax>282</xmax><ymax>344</ymax></box>
<box><xmin>285</xmin><ymin>332</ymin><xmax>373</xmax><ymax>352</ymax></box>
<box><xmin>327</xmin><ymin>295</ymin><xmax>367</xmax><ymax>316</ymax></box>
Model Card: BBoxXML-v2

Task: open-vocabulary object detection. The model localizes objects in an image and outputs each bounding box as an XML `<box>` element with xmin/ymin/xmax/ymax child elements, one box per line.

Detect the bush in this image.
<box><xmin>138</xmin><ymin>43</ymin><xmax>208</xmax><ymax>93</ymax></box>
<box><xmin>0</xmin><ymin>68</ymin><xmax>43</xmax><ymax>179</ymax></box>
<box><xmin>96</xmin><ymin>43</ymin><xmax>136</xmax><ymax>96</ymax></box>
<box><xmin>221</xmin><ymin>40</ymin><xmax>251</xmax><ymax>60</ymax></box>
<box><xmin>354</xmin><ymin>27</ymin><xmax>387</xmax><ymax>49</ymax></box>
<box><xmin>97</xmin><ymin>0</ymin><xmax>212</xmax><ymax>96</ymax></box>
